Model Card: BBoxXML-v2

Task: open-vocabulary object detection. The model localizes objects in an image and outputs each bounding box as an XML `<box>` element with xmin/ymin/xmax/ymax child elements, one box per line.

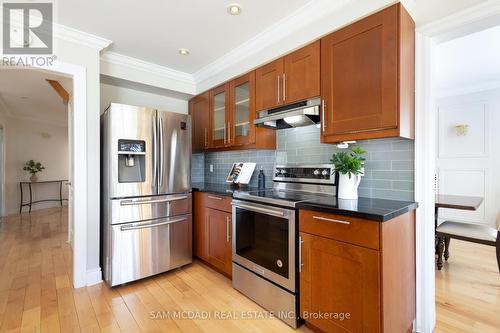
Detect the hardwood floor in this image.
<box><xmin>435</xmin><ymin>239</ymin><xmax>500</xmax><ymax>333</ymax></box>
<box><xmin>2</xmin><ymin>207</ymin><xmax>498</xmax><ymax>333</ymax></box>
<box><xmin>0</xmin><ymin>207</ymin><xmax>311</xmax><ymax>333</ymax></box>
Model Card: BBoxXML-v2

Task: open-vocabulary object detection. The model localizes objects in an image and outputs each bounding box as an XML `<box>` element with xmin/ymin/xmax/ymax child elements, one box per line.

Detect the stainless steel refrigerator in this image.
<box><xmin>101</xmin><ymin>103</ymin><xmax>192</xmax><ymax>286</ymax></box>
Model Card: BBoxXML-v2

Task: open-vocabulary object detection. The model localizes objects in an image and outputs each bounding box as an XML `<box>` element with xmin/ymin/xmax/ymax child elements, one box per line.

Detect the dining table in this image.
<box><xmin>434</xmin><ymin>194</ymin><xmax>484</xmax><ymax>266</ymax></box>
<box><xmin>435</xmin><ymin>194</ymin><xmax>484</xmax><ymax>229</ymax></box>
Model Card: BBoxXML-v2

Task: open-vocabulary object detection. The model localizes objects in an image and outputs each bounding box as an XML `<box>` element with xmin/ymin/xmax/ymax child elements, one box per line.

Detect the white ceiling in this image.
<box><xmin>58</xmin><ymin>0</ymin><xmax>312</xmax><ymax>73</ymax></box>
<box><xmin>435</xmin><ymin>25</ymin><xmax>500</xmax><ymax>96</ymax></box>
<box><xmin>0</xmin><ymin>69</ymin><xmax>72</xmax><ymax>126</ymax></box>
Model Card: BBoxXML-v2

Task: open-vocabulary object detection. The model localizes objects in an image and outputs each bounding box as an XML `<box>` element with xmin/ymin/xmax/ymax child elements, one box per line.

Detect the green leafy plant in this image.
<box><xmin>23</xmin><ymin>160</ymin><xmax>45</xmax><ymax>175</ymax></box>
<box><xmin>330</xmin><ymin>146</ymin><xmax>366</xmax><ymax>178</ymax></box>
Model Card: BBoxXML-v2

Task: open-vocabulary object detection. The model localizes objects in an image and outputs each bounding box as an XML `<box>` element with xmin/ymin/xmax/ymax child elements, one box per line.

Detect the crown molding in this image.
<box><xmin>101</xmin><ymin>52</ymin><xmax>193</xmax><ymax>84</ymax></box>
<box><xmin>417</xmin><ymin>0</ymin><xmax>500</xmax><ymax>41</ymax></box>
<box><xmin>100</xmin><ymin>52</ymin><xmax>196</xmax><ymax>94</ymax></box>
<box><xmin>54</xmin><ymin>23</ymin><xmax>112</xmax><ymax>50</ymax></box>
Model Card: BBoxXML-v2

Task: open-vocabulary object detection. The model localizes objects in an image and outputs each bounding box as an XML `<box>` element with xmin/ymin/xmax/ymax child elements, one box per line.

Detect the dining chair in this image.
<box><xmin>435</xmin><ymin>213</ymin><xmax>500</xmax><ymax>272</ymax></box>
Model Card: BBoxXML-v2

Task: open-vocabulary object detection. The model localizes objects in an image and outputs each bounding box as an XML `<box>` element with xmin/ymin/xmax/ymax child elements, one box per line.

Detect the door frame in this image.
<box><xmin>0</xmin><ymin>126</ymin><xmax>4</xmax><ymax>217</ymax></box>
<box><xmin>2</xmin><ymin>61</ymin><xmax>88</xmax><ymax>288</ymax></box>
<box><xmin>414</xmin><ymin>2</ymin><xmax>500</xmax><ymax>331</ymax></box>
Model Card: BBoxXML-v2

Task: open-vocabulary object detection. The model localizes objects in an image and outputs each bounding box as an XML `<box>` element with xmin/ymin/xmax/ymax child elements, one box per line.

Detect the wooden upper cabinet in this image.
<box><xmin>210</xmin><ymin>83</ymin><xmax>231</xmax><ymax>148</ymax></box>
<box><xmin>230</xmin><ymin>72</ymin><xmax>256</xmax><ymax>146</ymax></box>
<box><xmin>283</xmin><ymin>40</ymin><xmax>320</xmax><ymax>104</ymax></box>
<box><xmin>256</xmin><ymin>42</ymin><xmax>320</xmax><ymax>111</ymax></box>
<box><xmin>255</xmin><ymin>58</ymin><xmax>283</xmax><ymax>111</ymax></box>
<box><xmin>189</xmin><ymin>71</ymin><xmax>275</xmax><ymax>152</ymax></box>
<box><xmin>189</xmin><ymin>92</ymin><xmax>209</xmax><ymax>152</ymax></box>
<box><xmin>300</xmin><ymin>232</ymin><xmax>381</xmax><ymax>333</ymax></box>
<box><xmin>321</xmin><ymin>3</ymin><xmax>415</xmax><ymax>143</ymax></box>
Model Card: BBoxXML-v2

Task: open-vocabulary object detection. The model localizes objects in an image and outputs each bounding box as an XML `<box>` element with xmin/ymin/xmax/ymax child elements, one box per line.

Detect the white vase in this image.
<box><xmin>338</xmin><ymin>198</ymin><xmax>359</xmax><ymax>210</ymax></box>
<box><xmin>338</xmin><ymin>173</ymin><xmax>361</xmax><ymax>200</ymax></box>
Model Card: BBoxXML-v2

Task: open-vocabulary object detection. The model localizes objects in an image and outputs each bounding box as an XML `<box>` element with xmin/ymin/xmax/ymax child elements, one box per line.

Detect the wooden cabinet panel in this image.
<box><xmin>189</xmin><ymin>92</ymin><xmax>209</xmax><ymax>152</ymax></box>
<box><xmin>255</xmin><ymin>58</ymin><xmax>283</xmax><ymax>111</ymax></box>
<box><xmin>193</xmin><ymin>192</ymin><xmax>233</xmax><ymax>277</ymax></box>
<box><xmin>381</xmin><ymin>211</ymin><xmax>416</xmax><ymax>333</ymax></box>
<box><xmin>193</xmin><ymin>192</ymin><xmax>208</xmax><ymax>260</ymax></box>
<box><xmin>299</xmin><ymin>210</ymin><xmax>380</xmax><ymax>250</ymax></box>
<box><xmin>283</xmin><ymin>41</ymin><xmax>320</xmax><ymax>104</ymax></box>
<box><xmin>199</xmin><ymin>193</ymin><xmax>232</xmax><ymax>212</ymax></box>
<box><xmin>320</xmin><ymin>3</ymin><xmax>415</xmax><ymax>143</ymax></box>
<box><xmin>300</xmin><ymin>232</ymin><xmax>381</xmax><ymax>333</ymax></box>
<box><xmin>206</xmin><ymin>208</ymin><xmax>232</xmax><ymax>276</ymax></box>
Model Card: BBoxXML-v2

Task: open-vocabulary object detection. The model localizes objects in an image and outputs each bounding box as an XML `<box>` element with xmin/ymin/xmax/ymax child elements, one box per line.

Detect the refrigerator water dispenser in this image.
<box><xmin>118</xmin><ymin>139</ymin><xmax>146</xmax><ymax>183</ymax></box>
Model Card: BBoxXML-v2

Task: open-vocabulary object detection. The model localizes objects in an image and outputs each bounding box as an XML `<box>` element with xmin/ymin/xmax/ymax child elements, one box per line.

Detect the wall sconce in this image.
<box><xmin>454</xmin><ymin>124</ymin><xmax>469</xmax><ymax>136</ymax></box>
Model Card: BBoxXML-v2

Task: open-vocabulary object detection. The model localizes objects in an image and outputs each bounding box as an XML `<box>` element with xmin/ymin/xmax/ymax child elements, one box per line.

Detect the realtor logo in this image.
<box><xmin>2</xmin><ymin>2</ymin><xmax>53</xmax><ymax>54</ymax></box>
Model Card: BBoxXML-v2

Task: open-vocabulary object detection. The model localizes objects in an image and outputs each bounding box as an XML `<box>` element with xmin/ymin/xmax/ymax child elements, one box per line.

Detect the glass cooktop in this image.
<box><xmin>233</xmin><ymin>189</ymin><xmax>324</xmax><ymax>207</ymax></box>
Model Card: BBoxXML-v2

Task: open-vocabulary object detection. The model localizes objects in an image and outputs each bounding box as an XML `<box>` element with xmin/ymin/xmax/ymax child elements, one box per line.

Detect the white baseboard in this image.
<box><xmin>86</xmin><ymin>268</ymin><xmax>103</xmax><ymax>286</ymax></box>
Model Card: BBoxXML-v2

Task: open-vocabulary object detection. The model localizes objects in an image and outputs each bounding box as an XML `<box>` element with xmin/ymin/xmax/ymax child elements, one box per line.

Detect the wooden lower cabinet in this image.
<box><xmin>300</xmin><ymin>232</ymin><xmax>381</xmax><ymax>333</ymax></box>
<box><xmin>193</xmin><ymin>192</ymin><xmax>232</xmax><ymax>277</ymax></box>
<box><xmin>299</xmin><ymin>209</ymin><xmax>416</xmax><ymax>333</ymax></box>
<box><xmin>206</xmin><ymin>208</ymin><xmax>232</xmax><ymax>276</ymax></box>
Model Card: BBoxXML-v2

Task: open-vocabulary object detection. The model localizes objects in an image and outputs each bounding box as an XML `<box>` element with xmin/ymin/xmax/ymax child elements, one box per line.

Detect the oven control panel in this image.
<box><xmin>273</xmin><ymin>165</ymin><xmax>335</xmax><ymax>184</ymax></box>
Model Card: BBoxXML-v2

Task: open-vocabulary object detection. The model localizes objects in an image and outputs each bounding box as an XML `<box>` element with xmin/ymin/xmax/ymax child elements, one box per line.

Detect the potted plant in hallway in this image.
<box><xmin>330</xmin><ymin>146</ymin><xmax>366</xmax><ymax>200</ymax></box>
<box><xmin>23</xmin><ymin>160</ymin><xmax>45</xmax><ymax>182</ymax></box>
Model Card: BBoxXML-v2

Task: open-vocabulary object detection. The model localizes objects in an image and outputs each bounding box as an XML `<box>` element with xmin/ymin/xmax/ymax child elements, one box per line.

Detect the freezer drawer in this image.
<box><xmin>109</xmin><ymin>193</ymin><xmax>192</xmax><ymax>225</ymax></box>
<box><xmin>106</xmin><ymin>214</ymin><xmax>192</xmax><ymax>286</ymax></box>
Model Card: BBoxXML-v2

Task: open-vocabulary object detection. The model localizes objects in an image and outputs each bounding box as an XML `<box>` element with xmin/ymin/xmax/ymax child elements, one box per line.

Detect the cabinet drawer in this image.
<box><xmin>199</xmin><ymin>193</ymin><xmax>232</xmax><ymax>213</ymax></box>
<box><xmin>299</xmin><ymin>210</ymin><xmax>379</xmax><ymax>250</ymax></box>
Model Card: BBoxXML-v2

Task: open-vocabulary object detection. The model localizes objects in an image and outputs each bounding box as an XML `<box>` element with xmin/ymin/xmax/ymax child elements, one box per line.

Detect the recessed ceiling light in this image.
<box><xmin>227</xmin><ymin>3</ymin><xmax>242</xmax><ymax>16</ymax></box>
<box><xmin>178</xmin><ymin>48</ymin><xmax>190</xmax><ymax>56</ymax></box>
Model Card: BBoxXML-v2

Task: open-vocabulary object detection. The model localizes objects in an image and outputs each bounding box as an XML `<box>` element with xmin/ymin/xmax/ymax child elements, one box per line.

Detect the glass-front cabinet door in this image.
<box><xmin>230</xmin><ymin>72</ymin><xmax>255</xmax><ymax>146</ymax></box>
<box><xmin>210</xmin><ymin>83</ymin><xmax>229</xmax><ymax>147</ymax></box>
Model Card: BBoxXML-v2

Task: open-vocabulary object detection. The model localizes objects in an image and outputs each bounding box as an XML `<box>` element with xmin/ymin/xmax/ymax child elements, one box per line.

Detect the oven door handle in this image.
<box><xmin>232</xmin><ymin>202</ymin><xmax>285</xmax><ymax>217</ymax></box>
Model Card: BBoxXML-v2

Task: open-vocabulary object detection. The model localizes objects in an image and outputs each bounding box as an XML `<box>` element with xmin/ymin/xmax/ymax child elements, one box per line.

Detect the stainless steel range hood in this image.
<box><xmin>254</xmin><ymin>97</ymin><xmax>321</xmax><ymax>129</ymax></box>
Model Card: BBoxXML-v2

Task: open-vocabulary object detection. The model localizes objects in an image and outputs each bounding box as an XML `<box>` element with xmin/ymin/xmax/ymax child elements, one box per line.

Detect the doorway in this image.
<box><xmin>415</xmin><ymin>3</ymin><xmax>500</xmax><ymax>332</ymax></box>
<box><xmin>0</xmin><ymin>61</ymin><xmax>88</xmax><ymax>288</ymax></box>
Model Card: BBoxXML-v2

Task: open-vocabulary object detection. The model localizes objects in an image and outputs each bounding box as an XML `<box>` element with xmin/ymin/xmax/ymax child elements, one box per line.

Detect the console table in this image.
<box><xmin>19</xmin><ymin>180</ymin><xmax>68</xmax><ymax>213</ymax></box>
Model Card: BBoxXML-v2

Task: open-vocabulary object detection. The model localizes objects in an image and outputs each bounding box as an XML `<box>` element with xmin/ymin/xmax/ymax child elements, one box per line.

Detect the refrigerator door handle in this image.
<box><xmin>120</xmin><ymin>216</ymin><xmax>187</xmax><ymax>231</ymax></box>
<box><xmin>158</xmin><ymin>116</ymin><xmax>164</xmax><ymax>187</ymax></box>
<box><xmin>152</xmin><ymin>114</ymin><xmax>158</xmax><ymax>190</ymax></box>
<box><xmin>120</xmin><ymin>195</ymin><xmax>189</xmax><ymax>206</ymax></box>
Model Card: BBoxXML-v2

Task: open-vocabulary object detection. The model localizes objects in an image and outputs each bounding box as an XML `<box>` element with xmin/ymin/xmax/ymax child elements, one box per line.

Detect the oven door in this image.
<box><xmin>232</xmin><ymin>199</ymin><xmax>295</xmax><ymax>292</ymax></box>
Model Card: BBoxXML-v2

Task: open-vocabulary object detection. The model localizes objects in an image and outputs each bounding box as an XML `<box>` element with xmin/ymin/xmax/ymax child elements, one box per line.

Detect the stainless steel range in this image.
<box><xmin>231</xmin><ymin>164</ymin><xmax>336</xmax><ymax>328</ymax></box>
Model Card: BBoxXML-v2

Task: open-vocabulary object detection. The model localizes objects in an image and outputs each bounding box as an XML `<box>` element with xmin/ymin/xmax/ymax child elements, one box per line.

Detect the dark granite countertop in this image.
<box><xmin>192</xmin><ymin>183</ymin><xmax>258</xmax><ymax>197</ymax></box>
<box><xmin>296</xmin><ymin>196</ymin><xmax>418</xmax><ymax>222</ymax></box>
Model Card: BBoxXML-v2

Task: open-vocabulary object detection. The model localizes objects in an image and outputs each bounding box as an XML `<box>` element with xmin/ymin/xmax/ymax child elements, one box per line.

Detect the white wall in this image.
<box><xmin>436</xmin><ymin>89</ymin><xmax>500</xmax><ymax>228</ymax></box>
<box><xmin>2</xmin><ymin>117</ymin><xmax>68</xmax><ymax>215</ymax></box>
<box><xmin>100</xmin><ymin>83</ymin><xmax>189</xmax><ymax>115</ymax></box>
<box><xmin>435</xmin><ymin>25</ymin><xmax>500</xmax><ymax>97</ymax></box>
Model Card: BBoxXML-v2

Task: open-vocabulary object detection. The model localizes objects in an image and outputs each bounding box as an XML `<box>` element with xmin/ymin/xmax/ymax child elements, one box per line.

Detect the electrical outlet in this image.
<box><xmin>210</xmin><ymin>164</ymin><xmax>213</xmax><ymax>172</ymax></box>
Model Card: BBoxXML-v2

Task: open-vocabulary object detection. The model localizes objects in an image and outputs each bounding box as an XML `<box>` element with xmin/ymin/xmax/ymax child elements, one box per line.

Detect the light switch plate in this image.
<box><xmin>210</xmin><ymin>164</ymin><xmax>213</xmax><ymax>172</ymax></box>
